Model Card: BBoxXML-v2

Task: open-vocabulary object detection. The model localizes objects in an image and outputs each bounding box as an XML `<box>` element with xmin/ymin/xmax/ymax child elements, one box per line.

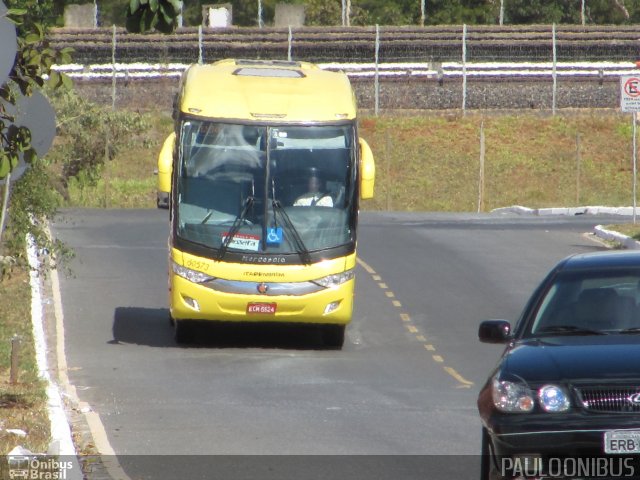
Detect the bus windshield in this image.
<box><xmin>176</xmin><ymin>120</ymin><xmax>356</xmax><ymax>260</ymax></box>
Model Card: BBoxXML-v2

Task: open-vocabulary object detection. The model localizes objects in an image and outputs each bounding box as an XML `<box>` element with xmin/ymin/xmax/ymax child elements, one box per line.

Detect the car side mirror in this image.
<box><xmin>359</xmin><ymin>137</ymin><xmax>375</xmax><ymax>200</ymax></box>
<box><xmin>478</xmin><ymin>320</ymin><xmax>512</xmax><ymax>344</ymax></box>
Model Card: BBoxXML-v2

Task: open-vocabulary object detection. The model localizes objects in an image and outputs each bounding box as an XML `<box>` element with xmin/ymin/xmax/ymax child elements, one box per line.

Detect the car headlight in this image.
<box><xmin>492</xmin><ymin>378</ymin><xmax>535</xmax><ymax>413</ymax></box>
<box><xmin>172</xmin><ymin>261</ymin><xmax>214</xmax><ymax>284</ymax></box>
<box><xmin>538</xmin><ymin>385</ymin><xmax>571</xmax><ymax>412</ymax></box>
<box><xmin>311</xmin><ymin>269</ymin><xmax>355</xmax><ymax>288</ymax></box>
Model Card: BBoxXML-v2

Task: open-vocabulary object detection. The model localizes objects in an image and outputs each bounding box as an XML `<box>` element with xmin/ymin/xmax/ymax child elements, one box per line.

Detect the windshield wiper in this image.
<box><xmin>272</xmin><ymin>199</ymin><xmax>312</xmax><ymax>265</ymax></box>
<box><xmin>537</xmin><ymin>325</ymin><xmax>608</xmax><ymax>336</ymax></box>
<box><xmin>216</xmin><ymin>196</ymin><xmax>254</xmax><ymax>261</ymax></box>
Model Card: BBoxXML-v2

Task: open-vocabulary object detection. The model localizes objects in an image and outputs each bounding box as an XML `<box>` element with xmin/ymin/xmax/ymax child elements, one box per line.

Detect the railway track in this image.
<box><xmin>49</xmin><ymin>25</ymin><xmax>640</xmax><ymax>65</ymax></box>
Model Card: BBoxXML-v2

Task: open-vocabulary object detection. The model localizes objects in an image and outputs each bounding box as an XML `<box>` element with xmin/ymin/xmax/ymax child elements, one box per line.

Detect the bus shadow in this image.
<box><xmin>112</xmin><ymin>307</ymin><xmax>330</xmax><ymax>350</ymax></box>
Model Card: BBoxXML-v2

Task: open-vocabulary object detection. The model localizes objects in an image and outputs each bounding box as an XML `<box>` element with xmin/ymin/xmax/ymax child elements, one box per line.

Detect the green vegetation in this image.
<box><xmin>359</xmin><ymin>112</ymin><xmax>636</xmax><ymax>212</ymax></box>
<box><xmin>46</xmin><ymin>90</ymin><xmax>169</xmax><ymax>208</ymax></box>
<box><xmin>0</xmin><ymin>270</ymin><xmax>50</xmax><ymax>455</ymax></box>
<box><xmin>40</xmin><ymin>0</ymin><xmax>640</xmax><ymax>28</ymax></box>
<box><xmin>605</xmin><ymin>224</ymin><xmax>640</xmax><ymax>241</ymax></box>
<box><xmin>45</xmin><ymin>103</ymin><xmax>640</xmax><ymax>214</ymax></box>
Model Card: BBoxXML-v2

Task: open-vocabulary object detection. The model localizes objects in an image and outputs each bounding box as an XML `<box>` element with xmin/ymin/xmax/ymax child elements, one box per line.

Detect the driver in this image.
<box><xmin>293</xmin><ymin>168</ymin><xmax>333</xmax><ymax>207</ymax></box>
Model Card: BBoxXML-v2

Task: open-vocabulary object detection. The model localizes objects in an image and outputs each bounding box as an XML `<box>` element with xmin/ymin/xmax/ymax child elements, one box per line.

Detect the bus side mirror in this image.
<box><xmin>359</xmin><ymin>137</ymin><xmax>375</xmax><ymax>200</ymax></box>
<box><xmin>157</xmin><ymin>132</ymin><xmax>175</xmax><ymax>207</ymax></box>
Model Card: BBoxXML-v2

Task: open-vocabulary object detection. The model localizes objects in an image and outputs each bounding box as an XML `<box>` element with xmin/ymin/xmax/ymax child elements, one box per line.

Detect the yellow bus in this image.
<box><xmin>158</xmin><ymin>59</ymin><xmax>375</xmax><ymax>348</ymax></box>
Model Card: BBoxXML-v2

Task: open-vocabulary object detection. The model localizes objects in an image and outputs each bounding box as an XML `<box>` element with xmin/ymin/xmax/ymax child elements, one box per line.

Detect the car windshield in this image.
<box><xmin>529</xmin><ymin>270</ymin><xmax>640</xmax><ymax>335</ymax></box>
<box><xmin>175</xmin><ymin>121</ymin><xmax>355</xmax><ymax>259</ymax></box>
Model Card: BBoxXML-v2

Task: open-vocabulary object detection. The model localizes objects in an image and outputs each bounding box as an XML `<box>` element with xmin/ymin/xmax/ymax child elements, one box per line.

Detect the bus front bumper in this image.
<box><xmin>170</xmin><ymin>274</ymin><xmax>354</xmax><ymax>325</ymax></box>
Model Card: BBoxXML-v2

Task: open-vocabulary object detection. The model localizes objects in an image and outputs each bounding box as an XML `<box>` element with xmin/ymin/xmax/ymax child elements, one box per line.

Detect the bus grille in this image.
<box><xmin>577</xmin><ymin>386</ymin><xmax>640</xmax><ymax>413</ymax></box>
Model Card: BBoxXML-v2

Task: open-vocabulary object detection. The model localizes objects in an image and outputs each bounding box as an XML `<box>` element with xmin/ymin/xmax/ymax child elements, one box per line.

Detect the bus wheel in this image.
<box><xmin>174</xmin><ymin>320</ymin><xmax>194</xmax><ymax>344</ymax></box>
<box><xmin>322</xmin><ymin>324</ymin><xmax>345</xmax><ymax>349</ymax></box>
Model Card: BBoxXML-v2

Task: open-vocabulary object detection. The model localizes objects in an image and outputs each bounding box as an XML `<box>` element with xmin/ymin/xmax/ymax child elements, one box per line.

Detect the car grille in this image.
<box><xmin>576</xmin><ymin>386</ymin><xmax>640</xmax><ymax>413</ymax></box>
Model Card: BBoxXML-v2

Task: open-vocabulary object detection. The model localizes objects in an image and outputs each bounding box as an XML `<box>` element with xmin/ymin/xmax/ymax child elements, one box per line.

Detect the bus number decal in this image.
<box><xmin>185</xmin><ymin>259</ymin><xmax>209</xmax><ymax>271</ymax></box>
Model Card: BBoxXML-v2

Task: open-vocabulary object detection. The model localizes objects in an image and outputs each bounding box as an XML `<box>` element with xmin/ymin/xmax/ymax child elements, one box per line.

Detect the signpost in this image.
<box><xmin>620</xmin><ymin>75</ymin><xmax>640</xmax><ymax>224</ymax></box>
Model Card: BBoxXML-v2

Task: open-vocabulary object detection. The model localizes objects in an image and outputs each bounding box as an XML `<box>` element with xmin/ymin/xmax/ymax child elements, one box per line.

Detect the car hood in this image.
<box><xmin>502</xmin><ymin>335</ymin><xmax>640</xmax><ymax>383</ymax></box>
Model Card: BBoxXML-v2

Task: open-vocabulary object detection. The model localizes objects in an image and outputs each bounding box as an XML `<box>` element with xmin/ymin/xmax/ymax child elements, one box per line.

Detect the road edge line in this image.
<box><xmin>26</xmin><ymin>234</ymin><xmax>82</xmax><ymax>479</ymax></box>
<box><xmin>46</xmin><ymin>227</ymin><xmax>133</xmax><ymax>480</ymax></box>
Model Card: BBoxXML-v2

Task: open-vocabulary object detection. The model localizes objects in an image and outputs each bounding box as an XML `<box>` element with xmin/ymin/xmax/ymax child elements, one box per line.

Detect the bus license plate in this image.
<box><xmin>247</xmin><ymin>302</ymin><xmax>277</xmax><ymax>315</ymax></box>
<box><xmin>604</xmin><ymin>430</ymin><xmax>640</xmax><ymax>454</ymax></box>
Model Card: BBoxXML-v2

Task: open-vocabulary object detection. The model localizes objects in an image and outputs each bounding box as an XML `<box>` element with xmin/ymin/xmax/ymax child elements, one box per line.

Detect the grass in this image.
<box><xmin>358</xmin><ymin>112</ymin><xmax>637</xmax><ymax>212</ymax></box>
<box><xmin>57</xmin><ymin>109</ymin><xmax>640</xmax><ymax>213</ymax></box>
<box><xmin>605</xmin><ymin>223</ymin><xmax>640</xmax><ymax>241</ymax></box>
<box><xmin>62</xmin><ymin>111</ymin><xmax>173</xmax><ymax>209</ymax></box>
<box><xmin>0</xmin><ymin>269</ymin><xmax>50</xmax><ymax>455</ymax></box>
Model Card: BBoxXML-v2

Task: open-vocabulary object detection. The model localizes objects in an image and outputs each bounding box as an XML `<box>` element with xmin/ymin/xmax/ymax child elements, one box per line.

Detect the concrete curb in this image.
<box><xmin>26</xmin><ymin>234</ymin><xmax>82</xmax><ymax>479</ymax></box>
<box><xmin>491</xmin><ymin>205</ymin><xmax>638</xmax><ymax>216</ymax></box>
<box><xmin>593</xmin><ymin>225</ymin><xmax>640</xmax><ymax>250</ymax></box>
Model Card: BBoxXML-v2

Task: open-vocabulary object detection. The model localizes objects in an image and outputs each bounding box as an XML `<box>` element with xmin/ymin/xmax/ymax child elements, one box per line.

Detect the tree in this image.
<box><xmin>125</xmin><ymin>0</ymin><xmax>181</xmax><ymax>33</ymax></box>
<box><xmin>0</xmin><ymin>0</ymin><xmax>71</xmax><ymax>258</ymax></box>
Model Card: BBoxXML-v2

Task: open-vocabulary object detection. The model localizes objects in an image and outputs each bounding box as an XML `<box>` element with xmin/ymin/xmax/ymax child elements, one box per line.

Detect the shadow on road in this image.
<box><xmin>112</xmin><ymin>307</ymin><xmax>331</xmax><ymax>350</ymax></box>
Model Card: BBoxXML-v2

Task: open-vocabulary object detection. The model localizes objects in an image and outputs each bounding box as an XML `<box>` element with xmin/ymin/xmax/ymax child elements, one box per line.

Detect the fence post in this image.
<box><xmin>288</xmin><ymin>26</ymin><xmax>292</xmax><ymax>61</ymax></box>
<box><xmin>341</xmin><ymin>0</ymin><xmax>346</xmax><ymax>26</ymax></box>
<box><xmin>258</xmin><ymin>0</ymin><xmax>263</xmax><ymax>28</ymax></box>
<box><xmin>478</xmin><ymin>120</ymin><xmax>485</xmax><ymax>213</ymax></box>
<box><xmin>634</xmin><ymin>113</ymin><xmax>638</xmax><ymax>224</ymax></box>
<box><xmin>111</xmin><ymin>24</ymin><xmax>116</xmax><ymax>110</ymax></box>
<box><xmin>10</xmin><ymin>335</ymin><xmax>20</xmax><ymax>384</ymax></box>
<box><xmin>346</xmin><ymin>0</ymin><xmax>351</xmax><ymax>26</ymax></box>
<box><xmin>198</xmin><ymin>25</ymin><xmax>203</xmax><ymax>64</ymax></box>
<box><xmin>374</xmin><ymin>24</ymin><xmax>380</xmax><ymax>116</ymax></box>
<box><xmin>581</xmin><ymin>0</ymin><xmax>586</xmax><ymax>26</ymax></box>
<box><xmin>462</xmin><ymin>24</ymin><xmax>467</xmax><ymax>115</ymax></box>
<box><xmin>576</xmin><ymin>133</ymin><xmax>581</xmax><ymax>205</ymax></box>
<box><xmin>499</xmin><ymin>0</ymin><xmax>504</xmax><ymax>25</ymax></box>
<box><xmin>420</xmin><ymin>0</ymin><xmax>426</xmax><ymax>27</ymax></box>
<box><xmin>552</xmin><ymin>23</ymin><xmax>557</xmax><ymax>115</ymax></box>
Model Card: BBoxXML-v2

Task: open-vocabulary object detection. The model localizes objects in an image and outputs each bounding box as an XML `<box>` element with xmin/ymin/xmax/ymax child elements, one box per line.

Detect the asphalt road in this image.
<box><xmin>51</xmin><ymin>209</ymin><xmax>618</xmax><ymax>479</ymax></box>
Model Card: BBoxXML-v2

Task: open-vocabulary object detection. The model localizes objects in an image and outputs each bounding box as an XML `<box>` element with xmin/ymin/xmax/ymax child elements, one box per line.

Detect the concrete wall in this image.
<box><xmin>202</xmin><ymin>4</ymin><xmax>233</xmax><ymax>28</ymax></box>
<box><xmin>274</xmin><ymin>4</ymin><xmax>305</xmax><ymax>28</ymax></box>
<box><xmin>64</xmin><ymin>4</ymin><xmax>97</xmax><ymax>28</ymax></box>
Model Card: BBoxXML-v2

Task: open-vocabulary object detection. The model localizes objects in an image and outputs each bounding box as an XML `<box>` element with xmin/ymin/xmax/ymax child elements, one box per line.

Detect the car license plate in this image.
<box><xmin>604</xmin><ymin>430</ymin><xmax>640</xmax><ymax>454</ymax></box>
<box><xmin>247</xmin><ymin>302</ymin><xmax>277</xmax><ymax>315</ymax></box>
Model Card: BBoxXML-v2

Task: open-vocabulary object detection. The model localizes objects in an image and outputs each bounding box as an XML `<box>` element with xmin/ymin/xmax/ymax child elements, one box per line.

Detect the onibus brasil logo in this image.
<box><xmin>7</xmin><ymin>455</ymin><xmax>74</xmax><ymax>480</ymax></box>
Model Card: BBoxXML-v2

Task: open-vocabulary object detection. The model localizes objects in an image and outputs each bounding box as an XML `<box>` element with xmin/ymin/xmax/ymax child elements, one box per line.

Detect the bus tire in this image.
<box><xmin>174</xmin><ymin>320</ymin><xmax>194</xmax><ymax>344</ymax></box>
<box><xmin>322</xmin><ymin>324</ymin><xmax>345</xmax><ymax>349</ymax></box>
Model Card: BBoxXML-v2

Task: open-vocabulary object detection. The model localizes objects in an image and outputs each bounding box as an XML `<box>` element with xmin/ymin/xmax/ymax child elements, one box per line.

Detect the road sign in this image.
<box><xmin>621</xmin><ymin>75</ymin><xmax>640</xmax><ymax>112</ymax></box>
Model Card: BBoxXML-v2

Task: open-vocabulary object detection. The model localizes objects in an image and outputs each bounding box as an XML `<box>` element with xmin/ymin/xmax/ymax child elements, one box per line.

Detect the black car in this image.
<box><xmin>478</xmin><ymin>250</ymin><xmax>640</xmax><ymax>480</ymax></box>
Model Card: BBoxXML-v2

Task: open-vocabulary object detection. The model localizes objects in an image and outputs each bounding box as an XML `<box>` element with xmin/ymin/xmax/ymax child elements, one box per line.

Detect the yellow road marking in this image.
<box><xmin>444</xmin><ymin>366</ymin><xmax>474</xmax><ymax>387</ymax></box>
<box><xmin>358</xmin><ymin>254</ymin><xmax>473</xmax><ymax>390</ymax></box>
<box><xmin>356</xmin><ymin>257</ymin><xmax>377</xmax><ymax>275</ymax></box>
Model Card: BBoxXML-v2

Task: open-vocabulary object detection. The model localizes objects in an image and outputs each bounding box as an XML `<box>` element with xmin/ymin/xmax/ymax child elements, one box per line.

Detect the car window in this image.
<box><xmin>530</xmin><ymin>273</ymin><xmax>640</xmax><ymax>334</ymax></box>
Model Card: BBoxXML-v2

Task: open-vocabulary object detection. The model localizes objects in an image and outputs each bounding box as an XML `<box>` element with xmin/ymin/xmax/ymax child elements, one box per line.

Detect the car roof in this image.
<box><xmin>560</xmin><ymin>250</ymin><xmax>640</xmax><ymax>272</ymax></box>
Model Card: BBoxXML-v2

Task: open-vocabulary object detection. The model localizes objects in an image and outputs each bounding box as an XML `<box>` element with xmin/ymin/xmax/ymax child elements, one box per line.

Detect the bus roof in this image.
<box><xmin>179</xmin><ymin>59</ymin><xmax>357</xmax><ymax>123</ymax></box>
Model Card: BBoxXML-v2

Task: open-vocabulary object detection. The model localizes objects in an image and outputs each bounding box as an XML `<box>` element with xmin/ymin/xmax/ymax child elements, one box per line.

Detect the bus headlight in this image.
<box><xmin>312</xmin><ymin>269</ymin><xmax>355</xmax><ymax>288</ymax></box>
<box><xmin>172</xmin><ymin>261</ymin><xmax>214</xmax><ymax>284</ymax></box>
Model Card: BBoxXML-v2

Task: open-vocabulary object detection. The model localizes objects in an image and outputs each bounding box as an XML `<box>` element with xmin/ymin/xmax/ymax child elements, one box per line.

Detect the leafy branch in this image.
<box><xmin>126</xmin><ymin>0</ymin><xmax>181</xmax><ymax>33</ymax></box>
